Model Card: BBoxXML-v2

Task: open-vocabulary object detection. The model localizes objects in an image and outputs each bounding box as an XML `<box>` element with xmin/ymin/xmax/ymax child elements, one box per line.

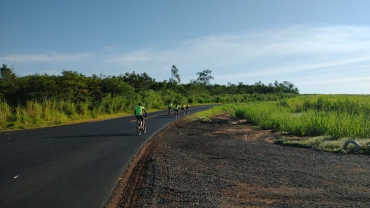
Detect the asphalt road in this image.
<box><xmin>0</xmin><ymin>105</ymin><xmax>215</xmax><ymax>208</ymax></box>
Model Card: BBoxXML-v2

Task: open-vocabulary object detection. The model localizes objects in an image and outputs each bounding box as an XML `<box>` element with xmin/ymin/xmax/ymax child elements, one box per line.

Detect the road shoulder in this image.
<box><xmin>106</xmin><ymin>114</ymin><xmax>370</xmax><ymax>207</ymax></box>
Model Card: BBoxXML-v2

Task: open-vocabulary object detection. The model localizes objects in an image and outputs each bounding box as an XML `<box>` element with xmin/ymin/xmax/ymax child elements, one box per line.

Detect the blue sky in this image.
<box><xmin>1</xmin><ymin>0</ymin><xmax>370</xmax><ymax>94</ymax></box>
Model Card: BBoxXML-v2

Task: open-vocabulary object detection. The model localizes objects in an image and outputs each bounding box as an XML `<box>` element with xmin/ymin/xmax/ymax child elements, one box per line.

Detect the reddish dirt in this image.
<box><xmin>106</xmin><ymin>114</ymin><xmax>370</xmax><ymax>207</ymax></box>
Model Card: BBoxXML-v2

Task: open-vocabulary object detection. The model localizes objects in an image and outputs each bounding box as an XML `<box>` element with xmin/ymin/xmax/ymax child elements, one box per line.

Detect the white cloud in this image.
<box><xmin>0</xmin><ymin>53</ymin><xmax>92</xmax><ymax>62</ymax></box>
<box><xmin>109</xmin><ymin>49</ymin><xmax>153</xmax><ymax>63</ymax></box>
<box><xmin>2</xmin><ymin>24</ymin><xmax>370</xmax><ymax>94</ymax></box>
<box><xmin>108</xmin><ymin>25</ymin><xmax>370</xmax><ymax>72</ymax></box>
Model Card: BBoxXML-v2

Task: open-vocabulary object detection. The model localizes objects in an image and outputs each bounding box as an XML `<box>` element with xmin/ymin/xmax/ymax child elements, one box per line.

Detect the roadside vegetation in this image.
<box><xmin>2</xmin><ymin>64</ymin><xmax>368</xmax><ymax>154</ymax></box>
<box><xmin>194</xmin><ymin>95</ymin><xmax>370</xmax><ymax>154</ymax></box>
<box><xmin>0</xmin><ymin>64</ymin><xmax>298</xmax><ymax>131</ymax></box>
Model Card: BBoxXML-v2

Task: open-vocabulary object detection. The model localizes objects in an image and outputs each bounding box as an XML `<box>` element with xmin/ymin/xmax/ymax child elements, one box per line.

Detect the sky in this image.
<box><xmin>1</xmin><ymin>0</ymin><xmax>370</xmax><ymax>94</ymax></box>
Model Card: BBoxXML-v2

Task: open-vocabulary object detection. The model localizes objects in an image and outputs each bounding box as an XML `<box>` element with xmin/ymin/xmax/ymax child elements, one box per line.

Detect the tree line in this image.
<box><xmin>0</xmin><ymin>64</ymin><xmax>300</xmax><ymax>129</ymax></box>
<box><xmin>0</xmin><ymin>64</ymin><xmax>299</xmax><ymax>107</ymax></box>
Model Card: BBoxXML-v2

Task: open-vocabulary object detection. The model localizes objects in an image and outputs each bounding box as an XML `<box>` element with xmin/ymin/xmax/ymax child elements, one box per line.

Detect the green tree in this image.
<box><xmin>0</xmin><ymin>64</ymin><xmax>18</xmax><ymax>104</ymax></box>
<box><xmin>58</xmin><ymin>70</ymin><xmax>89</xmax><ymax>101</ymax></box>
<box><xmin>169</xmin><ymin>65</ymin><xmax>181</xmax><ymax>84</ymax></box>
<box><xmin>196</xmin><ymin>69</ymin><xmax>214</xmax><ymax>85</ymax></box>
<box><xmin>124</xmin><ymin>71</ymin><xmax>156</xmax><ymax>91</ymax></box>
<box><xmin>86</xmin><ymin>74</ymin><xmax>103</xmax><ymax>102</ymax></box>
<box><xmin>101</xmin><ymin>75</ymin><xmax>134</xmax><ymax>97</ymax></box>
<box><xmin>227</xmin><ymin>82</ymin><xmax>238</xmax><ymax>94</ymax></box>
<box><xmin>21</xmin><ymin>74</ymin><xmax>58</xmax><ymax>101</ymax></box>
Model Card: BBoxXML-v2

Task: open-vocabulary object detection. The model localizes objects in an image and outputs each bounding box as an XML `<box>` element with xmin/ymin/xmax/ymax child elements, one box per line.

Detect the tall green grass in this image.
<box><xmin>0</xmin><ymin>98</ymin><xmax>131</xmax><ymax>130</ymax></box>
<box><xmin>204</xmin><ymin>95</ymin><xmax>370</xmax><ymax>153</ymax></box>
<box><xmin>0</xmin><ymin>90</ymin><xmax>295</xmax><ymax>131</ymax></box>
<box><xmin>228</xmin><ymin>95</ymin><xmax>370</xmax><ymax>139</ymax></box>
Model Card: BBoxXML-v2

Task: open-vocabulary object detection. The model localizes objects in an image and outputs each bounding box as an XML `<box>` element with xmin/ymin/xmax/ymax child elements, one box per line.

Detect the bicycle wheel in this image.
<box><xmin>137</xmin><ymin>122</ymin><xmax>142</xmax><ymax>135</ymax></box>
<box><xmin>143</xmin><ymin>123</ymin><xmax>146</xmax><ymax>134</ymax></box>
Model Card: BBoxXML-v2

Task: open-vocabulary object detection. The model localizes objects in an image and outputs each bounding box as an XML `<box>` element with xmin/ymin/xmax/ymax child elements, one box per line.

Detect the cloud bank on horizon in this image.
<box><xmin>1</xmin><ymin>24</ymin><xmax>369</xmax><ymax>94</ymax></box>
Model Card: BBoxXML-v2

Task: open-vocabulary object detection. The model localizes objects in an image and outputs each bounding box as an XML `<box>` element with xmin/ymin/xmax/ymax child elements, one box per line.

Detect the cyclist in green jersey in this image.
<box><xmin>174</xmin><ymin>103</ymin><xmax>179</xmax><ymax>117</ymax></box>
<box><xmin>135</xmin><ymin>103</ymin><xmax>148</xmax><ymax>126</ymax></box>
<box><xmin>168</xmin><ymin>102</ymin><xmax>173</xmax><ymax>114</ymax></box>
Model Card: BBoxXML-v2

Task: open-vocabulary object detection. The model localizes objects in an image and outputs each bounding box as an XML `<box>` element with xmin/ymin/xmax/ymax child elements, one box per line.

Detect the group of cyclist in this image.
<box><xmin>134</xmin><ymin>102</ymin><xmax>191</xmax><ymax>127</ymax></box>
<box><xmin>168</xmin><ymin>102</ymin><xmax>190</xmax><ymax>117</ymax></box>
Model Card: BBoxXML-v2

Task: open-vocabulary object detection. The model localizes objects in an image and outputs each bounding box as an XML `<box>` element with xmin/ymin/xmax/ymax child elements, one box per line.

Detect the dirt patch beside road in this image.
<box><xmin>106</xmin><ymin>114</ymin><xmax>370</xmax><ymax>207</ymax></box>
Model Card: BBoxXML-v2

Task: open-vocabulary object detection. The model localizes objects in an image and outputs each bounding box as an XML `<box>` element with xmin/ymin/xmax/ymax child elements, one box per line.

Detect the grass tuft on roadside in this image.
<box><xmin>184</xmin><ymin>105</ymin><xmax>235</xmax><ymax>122</ymax></box>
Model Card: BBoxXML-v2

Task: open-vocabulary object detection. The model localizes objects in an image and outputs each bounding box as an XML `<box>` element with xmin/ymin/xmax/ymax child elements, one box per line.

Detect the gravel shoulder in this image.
<box><xmin>106</xmin><ymin>114</ymin><xmax>370</xmax><ymax>207</ymax></box>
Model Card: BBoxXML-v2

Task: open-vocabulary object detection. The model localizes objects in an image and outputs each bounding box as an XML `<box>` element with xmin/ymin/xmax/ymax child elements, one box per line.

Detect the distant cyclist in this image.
<box><xmin>135</xmin><ymin>103</ymin><xmax>148</xmax><ymax>126</ymax></box>
<box><xmin>182</xmin><ymin>104</ymin><xmax>186</xmax><ymax>115</ymax></box>
<box><xmin>168</xmin><ymin>102</ymin><xmax>173</xmax><ymax>115</ymax></box>
<box><xmin>186</xmin><ymin>103</ymin><xmax>190</xmax><ymax>114</ymax></box>
<box><xmin>174</xmin><ymin>103</ymin><xmax>179</xmax><ymax>117</ymax></box>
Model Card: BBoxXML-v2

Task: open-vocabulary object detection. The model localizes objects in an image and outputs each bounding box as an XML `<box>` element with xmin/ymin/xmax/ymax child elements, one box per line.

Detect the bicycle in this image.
<box><xmin>136</xmin><ymin>115</ymin><xmax>148</xmax><ymax>135</ymax></box>
<box><xmin>168</xmin><ymin>108</ymin><xmax>172</xmax><ymax>115</ymax></box>
<box><xmin>185</xmin><ymin>104</ymin><xmax>190</xmax><ymax>115</ymax></box>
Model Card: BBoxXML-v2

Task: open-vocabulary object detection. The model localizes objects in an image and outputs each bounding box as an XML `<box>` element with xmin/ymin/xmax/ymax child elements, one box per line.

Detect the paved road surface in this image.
<box><xmin>0</xmin><ymin>105</ymin><xmax>214</xmax><ymax>208</ymax></box>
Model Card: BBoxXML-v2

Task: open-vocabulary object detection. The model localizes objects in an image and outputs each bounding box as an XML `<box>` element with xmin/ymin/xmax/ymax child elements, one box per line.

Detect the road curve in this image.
<box><xmin>0</xmin><ymin>105</ymin><xmax>215</xmax><ymax>208</ymax></box>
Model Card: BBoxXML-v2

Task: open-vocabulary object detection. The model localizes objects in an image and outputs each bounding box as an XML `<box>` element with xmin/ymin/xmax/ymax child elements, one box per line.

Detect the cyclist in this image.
<box><xmin>168</xmin><ymin>102</ymin><xmax>173</xmax><ymax>114</ymax></box>
<box><xmin>182</xmin><ymin>103</ymin><xmax>186</xmax><ymax>115</ymax></box>
<box><xmin>135</xmin><ymin>103</ymin><xmax>148</xmax><ymax>126</ymax></box>
<box><xmin>174</xmin><ymin>103</ymin><xmax>179</xmax><ymax>117</ymax></box>
<box><xmin>186</xmin><ymin>103</ymin><xmax>190</xmax><ymax>114</ymax></box>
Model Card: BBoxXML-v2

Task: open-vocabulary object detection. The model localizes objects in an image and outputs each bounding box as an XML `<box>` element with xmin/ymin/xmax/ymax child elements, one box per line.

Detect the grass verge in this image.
<box><xmin>190</xmin><ymin>103</ymin><xmax>370</xmax><ymax>154</ymax></box>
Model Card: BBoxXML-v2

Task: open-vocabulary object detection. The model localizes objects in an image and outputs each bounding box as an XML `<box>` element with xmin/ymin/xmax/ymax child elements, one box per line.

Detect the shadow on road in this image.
<box><xmin>44</xmin><ymin>133</ymin><xmax>136</xmax><ymax>138</ymax></box>
<box><xmin>151</xmin><ymin>115</ymin><xmax>189</xmax><ymax>118</ymax></box>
